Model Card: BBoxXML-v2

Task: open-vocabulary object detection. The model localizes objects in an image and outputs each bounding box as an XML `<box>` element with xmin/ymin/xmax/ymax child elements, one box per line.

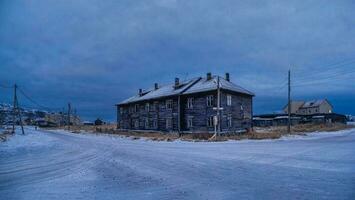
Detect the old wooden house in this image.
<box><xmin>117</xmin><ymin>73</ymin><xmax>254</xmax><ymax>133</ymax></box>
<box><xmin>283</xmin><ymin>99</ymin><xmax>333</xmax><ymax>115</ymax></box>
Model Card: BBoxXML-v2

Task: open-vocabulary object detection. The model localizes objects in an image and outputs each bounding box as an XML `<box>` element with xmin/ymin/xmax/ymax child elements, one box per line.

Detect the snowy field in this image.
<box><xmin>1</xmin><ymin>127</ymin><xmax>355</xmax><ymax>200</ymax></box>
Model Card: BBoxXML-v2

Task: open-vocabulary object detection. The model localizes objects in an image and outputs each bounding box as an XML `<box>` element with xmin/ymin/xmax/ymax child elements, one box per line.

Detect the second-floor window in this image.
<box><xmin>187</xmin><ymin>98</ymin><xmax>194</xmax><ymax>109</ymax></box>
<box><xmin>135</xmin><ymin>104</ymin><xmax>139</xmax><ymax>112</ymax></box>
<box><xmin>145</xmin><ymin>103</ymin><xmax>150</xmax><ymax>112</ymax></box>
<box><xmin>166</xmin><ymin>100</ymin><xmax>173</xmax><ymax>110</ymax></box>
<box><xmin>206</xmin><ymin>95</ymin><xmax>214</xmax><ymax>107</ymax></box>
<box><xmin>227</xmin><ymin>95</ymin><xmax>232</xmax><ymax>106</ymax></box>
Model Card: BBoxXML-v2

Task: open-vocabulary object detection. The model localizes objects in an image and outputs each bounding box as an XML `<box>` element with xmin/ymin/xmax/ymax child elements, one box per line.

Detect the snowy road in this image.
<box><xmin>1</xmin><ymin>128</ymin><xmax>355</xmax><ymax>200</ymax></box>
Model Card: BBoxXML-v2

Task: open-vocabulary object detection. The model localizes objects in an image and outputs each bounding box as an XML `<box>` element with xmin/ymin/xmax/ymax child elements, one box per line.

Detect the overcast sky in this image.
<box><xmin>1</xmin><ymin>0</ymin><xmax>354</xmax><ymax>121</ymax></box>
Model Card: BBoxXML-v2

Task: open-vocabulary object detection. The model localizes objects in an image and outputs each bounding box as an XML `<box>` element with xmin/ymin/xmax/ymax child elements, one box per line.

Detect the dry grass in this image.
<box><xmin>0</xmin><ymin>131</ymin><xmax>14</xmax><ymax>142</ymax></box>
<box><xmin>43</xmin><ymin>123</ymin><xmax>354</xmax><ymax>142</ymax></box>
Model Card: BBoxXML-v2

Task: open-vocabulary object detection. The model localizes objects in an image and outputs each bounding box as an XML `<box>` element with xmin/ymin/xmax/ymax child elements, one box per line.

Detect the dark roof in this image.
<box><xmin>118</xmin><ymin>75</ymin><xmax>254</xmax><ymax>105</ymax></box>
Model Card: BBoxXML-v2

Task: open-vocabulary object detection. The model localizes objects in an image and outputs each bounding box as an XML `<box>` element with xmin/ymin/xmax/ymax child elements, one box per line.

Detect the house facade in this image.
<box><xmin>117</xmin><ymin>73</ymin><xmax>254</xmax><ymax>133</ymax></box>
<box><xmin>283</xmin><ymin>99</ymin><xmax>333</xmax><ymax>115</ymax></box>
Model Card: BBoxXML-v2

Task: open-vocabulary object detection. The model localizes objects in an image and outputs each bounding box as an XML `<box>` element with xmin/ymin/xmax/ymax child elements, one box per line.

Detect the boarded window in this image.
<box><xmin>206</xmin><ymin>95</ymin><xmax>214</xmax><ymax>107</ymax></box>
<box><xmin>187</xmin><ymin>98</ymin><xmax>194</xmax><ymax>109</ymax></box>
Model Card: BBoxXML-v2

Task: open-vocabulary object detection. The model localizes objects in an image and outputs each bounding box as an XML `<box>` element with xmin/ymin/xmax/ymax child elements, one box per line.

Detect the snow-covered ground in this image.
<box><xmin>1</xmin><ymin>127</ymin><xmax>355</xmax><ymax>200</ymax></box>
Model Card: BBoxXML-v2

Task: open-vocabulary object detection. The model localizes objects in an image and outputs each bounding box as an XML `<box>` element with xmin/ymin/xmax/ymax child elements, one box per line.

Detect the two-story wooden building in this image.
<box><xmin>117</xmin><ymin>73</ymin><xmax>254</xmax><ymax>133</ymax></box>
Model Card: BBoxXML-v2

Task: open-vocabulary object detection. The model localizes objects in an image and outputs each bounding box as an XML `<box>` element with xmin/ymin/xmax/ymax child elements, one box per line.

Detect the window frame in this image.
<box><xmin>227</xmin><ymin>114</ymin><xmax>232</xmax><ymax>128</ymax></box>
<box><xmin>207</xmin><ymin>116</ymin><xmax>214</xmax><ymax>127</ymax></box>
<box><xmin>145</xmin><ymin>103</ymin><xmax>150</xmax><ymax>112</ymax></box>
<box><xmin>187</xmin><ymin>98</ymin><xmax>194</xmax><ymax>109</ymax></box>
<box><xmin>187</xmin><ymin>116</ymin><xmax>193</xmax><ymax>128</ymax></box>
<box><xmin>166</xmin><ymin>99</ymin><xmax>173</xmax><ymax>110</ymax></box>
<box><xmin>227</xmin><ymin>95</ymin><xmax>232</xmax><ymax>106</ymax></box>
<box><xmin>206</xmin><ymin>95</ymin><xmax>214</xmax><ymax>107</ymax></box>
<box><xmin>166</xmin><ymin>118</ymin><xmax>172</xmax><ymax>129</ymax></box>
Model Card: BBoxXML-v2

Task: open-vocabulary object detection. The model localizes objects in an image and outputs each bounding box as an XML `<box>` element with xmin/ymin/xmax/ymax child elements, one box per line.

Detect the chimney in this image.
<box><xmin>225</xmin><ymin>73</ymin><xmax>230</xmax><ymax>81</ymax></box>
<box><xmin>207</xmin><ymin>72</ymin><xmax>212</xmax><ymax>80</ymax></box>
<box><xmin>154</xmin><ymin>83</ymin><xmax>159</xmax><ymax>90</ymax></box>
<box><xmin>138</xmin><ymin>89</ymin><xmax>143</xmax><ymax>96</ymax></box>
<box><xmin>175</xmin><ymin>78</ymin><xmax>180</xmax><ymax>88</ymax></box>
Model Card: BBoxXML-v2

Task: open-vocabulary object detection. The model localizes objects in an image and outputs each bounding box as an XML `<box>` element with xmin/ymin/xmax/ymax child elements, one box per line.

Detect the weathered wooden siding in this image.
<box><xmin>118</xmin><ymin>90</ymin><xmax>253</xmax><ymax>133</ymax></box>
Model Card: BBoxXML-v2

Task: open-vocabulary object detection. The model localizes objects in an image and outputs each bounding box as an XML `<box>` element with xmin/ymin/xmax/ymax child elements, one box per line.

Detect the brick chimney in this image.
<box><xmin>139</xmin><ymin>89</ymin><xmax>143</xmax><ymax>96</ymax></box>
<box><xmin>175</xmin><ymin>78</ymin><xmax>180</xmax><ymax>88</ymax></box>
<box><xmin>154</xmin><ymin>83</ymin><xmax>159</xmax><ymax>90</ymax></box>
<box><xmin>225</xmin><ymin>73</ymin><xmax>230</xmax><ymax>81</ymax></box>
<box><xmin>207</xmin><ymin>72</ymin><xmax>212</xmax><ymax>80</ymax></box>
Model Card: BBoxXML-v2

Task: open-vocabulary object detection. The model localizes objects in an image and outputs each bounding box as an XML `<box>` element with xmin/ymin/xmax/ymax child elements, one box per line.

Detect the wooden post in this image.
<box><xmin>288</xmin><ymin>70</ymin><xmax>291</xmax><ymax>133</ymax></box>
<box><xmin>67</xmin><ymin>103</ymin><xmax>71</xmax><ymax>130</ymax></box>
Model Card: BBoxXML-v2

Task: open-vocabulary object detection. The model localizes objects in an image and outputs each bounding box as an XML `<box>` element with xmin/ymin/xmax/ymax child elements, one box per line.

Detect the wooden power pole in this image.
<box><xmin>12</xmin><ymin>84</ymin><xmax>25</xmax><ymax>134</ymax></box>
<box><xmin>287</xmin><ymin>70</ymin><xmax>291</xmax><ymax>134</ymax></box>
<box><xmin>67</xmin><ymin>103</ymin><xmax>71</xmax><ymax>130</ymax></box>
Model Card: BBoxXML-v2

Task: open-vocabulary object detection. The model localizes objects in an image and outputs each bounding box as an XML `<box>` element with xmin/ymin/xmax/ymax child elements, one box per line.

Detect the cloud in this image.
<box><xmin>0</xmin><ymin>0</ymin><xmax>354</xmax><ymax>119</ymax></box>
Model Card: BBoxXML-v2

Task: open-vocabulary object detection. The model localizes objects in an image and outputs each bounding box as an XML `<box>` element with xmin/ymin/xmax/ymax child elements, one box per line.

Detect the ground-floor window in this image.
<box><xmin>145</xmin><ymin>118</ymin><xmax>149</xmax><ymax>128</ymax></box>
<box><xmin>227</xmin><ymin>115</ymin><xmax>232</xmax><ymax>128</ymax></box>
<box><xmin>207</xmin><ymin>116</ymin><xmax>214</xmax><ymax>127</ymax></box>
<box><xmin>187</xmin><ymin>116</ymin><xmax>193</xmax><ymax>128</ymax></box>
<box><xmin>166</xmin><ymin>118</ymin><xmax>172</xmax><ymax>129</ymax></box>
<box><xmin>134</xmin><ymin>120</ymin><xmax>139</xmax><ymax>129</ymax></box>
<box><xmin>152</xmin><ymin>119</ymin><xmax>157</xmax><ymax>129</ymax></box>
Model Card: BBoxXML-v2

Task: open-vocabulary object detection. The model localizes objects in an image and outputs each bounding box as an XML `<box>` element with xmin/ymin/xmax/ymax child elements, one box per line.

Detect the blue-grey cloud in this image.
<box><xmin>1</xmin><ymin>0</ymin><xmax>354</xmax><ymax>120</ymax></box>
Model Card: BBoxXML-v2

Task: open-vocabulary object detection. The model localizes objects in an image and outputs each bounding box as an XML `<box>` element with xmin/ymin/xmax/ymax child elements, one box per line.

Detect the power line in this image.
<box><xmin>17</xmin><ymin>87</ymin><xmax>61</xmax><ymax>111</ymax></box>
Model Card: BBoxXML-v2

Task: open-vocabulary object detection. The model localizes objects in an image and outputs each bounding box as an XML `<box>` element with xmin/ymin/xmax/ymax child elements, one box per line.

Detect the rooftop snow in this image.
<box><xmin>118</xmin><ymin>75</ymin><xmax>254</xmax><ymax>105</ymax></box>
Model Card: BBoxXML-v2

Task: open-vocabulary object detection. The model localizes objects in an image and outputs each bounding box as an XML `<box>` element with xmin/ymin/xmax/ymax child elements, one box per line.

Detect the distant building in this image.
<box><xmin>283</xmin><ymin>99</ymin><xmax>333</xmax><ymax>115</ymax></box>
<box><xmin>117</xmin><ymin>73</ymin><xmax>254</xmax><ymax>133</ymax></box>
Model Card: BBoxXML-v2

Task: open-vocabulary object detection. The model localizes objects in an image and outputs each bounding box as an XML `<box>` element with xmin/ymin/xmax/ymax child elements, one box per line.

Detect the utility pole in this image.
<box><xmin>212</xmin><ymin>76</ymin><xmax>223</xmax><ymax>140</ymax></box>
<box><xmin>217</xmin><ymin>76</ymin><xmax>221</xmax><ymax>136</ymax></box>
<box><xmin>67</xmin><ymin>103</ymin><xmax>71</xmax><ymax>130</ymax></box>
<box><xmin>12</xmin><ymin>84</ymin><xmax>16</xmax><ymax>133</ymax></box>
<box><xmin>12</xmin><ymin>84</ymin><xmax>25</xmax><ymax>134</ymax></box>
<box><xmin>287</xmin><ymin>70</ymin><xmax>291</xmax><ymax>134</ymax></box>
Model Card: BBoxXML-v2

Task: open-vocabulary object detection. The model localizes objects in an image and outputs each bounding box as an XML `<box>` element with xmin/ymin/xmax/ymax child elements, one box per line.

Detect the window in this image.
<box><xmin>207</xmin><ymin>116</ymin><xmax>214</xmax><ymax>127</ymax></box>
<box><xmin>187</xmin><ymin>98</ymin><xmax>194</xmax><ymax>109</ymax></box>
<box><xmin>240</xmin><ymin>104</ymin><xmax>244</xmax><ymax>118</ymax></box>
<box><xmin>166</xmin><ymin>118</ymin><xmax>172</xmax><ymax>129</ymax></box>
<box><xmin>187</xmin><ymin>117</ymin><xmax>193</xmax><ymax>128</ymax></box>
<box><xmin>135</xmin><ymin>104</ymin><xmax>139</xmax><ymax>112</ymax></box>
<box><xmin>166</xmin><ymin>100</ymin><xmax>173</xmax><ymax>109</ymax></box>
<box><xmin>227</xmin><ymin>95</ymin><xmax>232</xmax><ymax>106</ymax></box>
<box><xmin>120</xmin><ymin>107</ymin><xmax>124</xmax><ymax>115</ymax></box>
<box><xmin>153</xmin><ymin>119</ymin><xmax>157</xmax><ymax>129</ymax></box>
<box><xmin>206</xmin><ymin>95</ymin><xmax>214</xmax><ymax>107</ymax></box>
<box><xmin>227</xmin><ymin>115</ymin><xmax>232</xmax><ymax>127</ymax></box>
<box><xmin>144</xmin><ymin>118</ymin><xmax>149</xmax><ymax>128</ymax></box>
<box><xmin>153</xmin><ymin>101</ymin><xmax>159</xmax><ymax>111</ymax></box>
<box><xmin>134</xmin><ymin>120</ymin><xmax>139</xmax><ymax>129</ymax></box>
<box><xmin>145</xmin><ymin>103</ymin><xmax>150</xmax><ymax>112</ymax></box>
